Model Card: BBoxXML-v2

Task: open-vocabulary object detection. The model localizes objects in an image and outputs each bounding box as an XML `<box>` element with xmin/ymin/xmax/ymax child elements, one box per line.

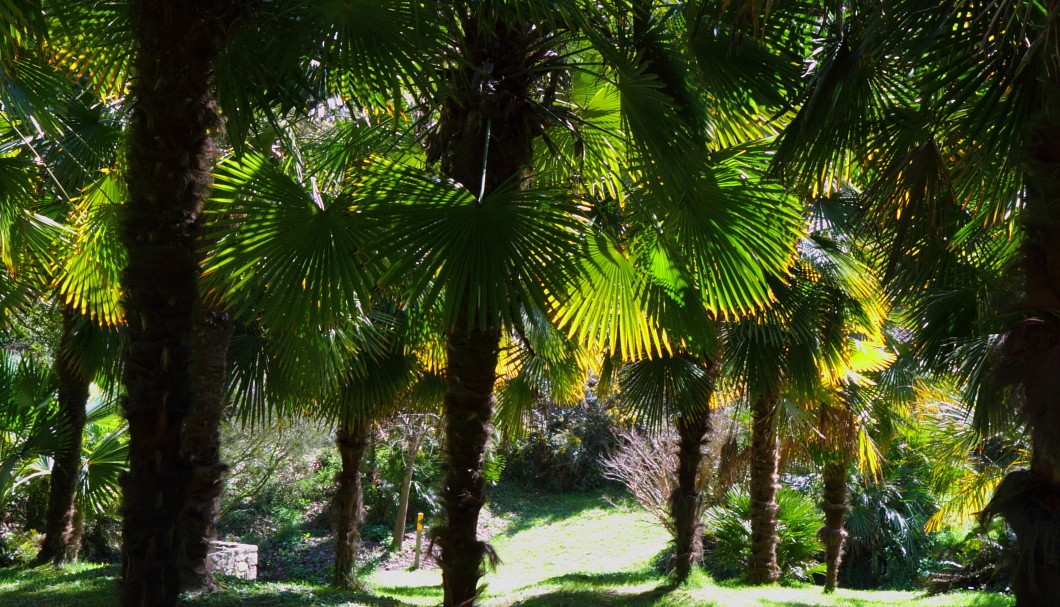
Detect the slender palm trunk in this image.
<box><xmin>982</xmin><ymin>71</ymin><xmax>1060</xmax><ymax>606</ymax></box>
<box><xmin>391</xmin><ymin>422</ymin><xmax>424</xmax><ymax>551</ymax></box>
<box><xmin>431</xmin><ymin>12</ymin><xmax>540</xmax><ymax>607</ymax></box>
<box><xmin>37</xmin><ymin>307</ymin><xmax>89</xmax><ymax>564</ymax></box>
<box><xmin>332</xmin><ymin>422</ymin><xmax>369</xmax><ymax>590</ymax></box>
<box><xmin>748</xmin><ymin>392</ymin><xmax>781</xmax><ymax>584</ymax></box>
<box><xmin>818</xmin><ymin>459</ymin><xmax>849</xmax><ymax>593</ymax></box>
<box><xmin>119</xmin><ymin>3</ymin><xmax>232</xmax><ymax>605</ymax></box>
<box><xmin>178</xmin><ymin>306</ymin><xmax>234</xmax><ymax>593</ymax></box>
<box><xmin>670</xmin><ymin>408</ymin><xmax>712</xmax><ymax>582</ymax></box>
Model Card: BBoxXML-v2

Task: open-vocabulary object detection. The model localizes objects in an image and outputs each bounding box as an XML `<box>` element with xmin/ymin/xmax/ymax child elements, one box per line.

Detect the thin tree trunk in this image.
<box><xmin>818</xmin><ymin>459</ymin><xmax>849</xmax><ymax>593</ymax></box>
<box><xmin>178</xmin><ymin>306</ymin><xmax>234</xmax><ymax>593</ymax></box>
<box><xmin>332</xmin><ymin>422</ymin><xmax>370</xmax><ymax>590</ymax></box>
<box><xmin>119</xmin><ymin>3</ymin><xmax>234</xmax><ymax>605</ymax></box>
<box><xmin>669</xmin><ymin>408</ymin><xmax>712</xmax><ymax>582</ymax></box>
<box><xmin>392</xmin><ymin>421</ymin><xmax>424</xmax><ymax>551</ymax></box>
<box><xmin>748</xmin><ymin>392</ymin><xmax>781</xmax><ymax>585</ymax></box>
<box><xmin>37</xmin><ymin>307</ymin><xmax>90</xmax><ymax>564</ymax></box>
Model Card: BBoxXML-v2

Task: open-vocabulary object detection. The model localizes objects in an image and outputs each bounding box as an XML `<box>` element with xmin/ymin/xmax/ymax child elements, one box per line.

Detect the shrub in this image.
<box><xmin>0</xmin><ymin>527</ymin><xmax>42</xmax><ymax>567</ymax></box>
<box><xmin>840</xmin><ymin>447</ymin><xmax>937</xmax><ymax>589</ymax></box>
<box><xmin>703</xmin><ymin>488</ymin><xmax>823</xmax><ymax>582</ymax></box>
<box><xmin>502</xmin><ymin>391</ymin><xmax>618</xmax><ymax>492</ymax></box>
<box><xmin>926</xmin><ymin>520</ymin><xmax>1016</xmax><ymax>595</ymax></box>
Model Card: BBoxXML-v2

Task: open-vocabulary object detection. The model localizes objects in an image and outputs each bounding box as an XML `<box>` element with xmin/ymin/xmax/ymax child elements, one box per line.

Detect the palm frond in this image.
<box><xmin>204</xmin><ymin>151</ymin><xmax>378</xmax><ymax>332</ymax></box>
<box><xmin>362</xmin><ymin>157</ymin><xmax>586</xmax><ymax>331</ymax></box>
<box><xmin>619</xmin><ymin>353</ymin><xmax>714</xmax><ymax>432</ymax></box>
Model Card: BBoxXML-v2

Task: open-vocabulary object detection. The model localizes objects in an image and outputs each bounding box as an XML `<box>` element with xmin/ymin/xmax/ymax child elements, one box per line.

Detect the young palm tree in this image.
<box><xmin>725</xmin><ymin>232</ymin><xmax>888</xmax><ymax>584</ymax></box>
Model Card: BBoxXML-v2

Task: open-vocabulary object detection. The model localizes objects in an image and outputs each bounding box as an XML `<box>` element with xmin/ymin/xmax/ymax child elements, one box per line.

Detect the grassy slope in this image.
<box><xmin>0</xmin><ymin>488</ymin><xmax>1012</xmax><ymax>607</ymax></box>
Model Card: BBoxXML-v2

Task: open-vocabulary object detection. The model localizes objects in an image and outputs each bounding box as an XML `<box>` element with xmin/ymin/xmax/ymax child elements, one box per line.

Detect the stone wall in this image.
<box><xmin>208</xmin><ymin>541</ymin><xmax>258</xmax><ymax>580</ymax></box>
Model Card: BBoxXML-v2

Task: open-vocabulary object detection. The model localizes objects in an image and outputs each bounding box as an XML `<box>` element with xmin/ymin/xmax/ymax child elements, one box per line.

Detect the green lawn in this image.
<box><xmin>0</xmin><ymin>489</ymin><xmax>1012</xmax><ymax>607</ymax></box>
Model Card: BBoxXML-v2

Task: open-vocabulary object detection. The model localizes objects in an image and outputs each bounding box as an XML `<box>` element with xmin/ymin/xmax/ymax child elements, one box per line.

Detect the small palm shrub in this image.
<box><xmin>703</xmin><ymin>488</ymin><xmax>823</xmax><ymax>582</ymax></box>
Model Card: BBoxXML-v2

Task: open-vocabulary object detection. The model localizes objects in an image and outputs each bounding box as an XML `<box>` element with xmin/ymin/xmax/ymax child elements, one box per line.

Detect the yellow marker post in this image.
<box><xmin>411</xmin><ymin>512</ymin><xmax>425</xmax><ymax>570</ymax></box>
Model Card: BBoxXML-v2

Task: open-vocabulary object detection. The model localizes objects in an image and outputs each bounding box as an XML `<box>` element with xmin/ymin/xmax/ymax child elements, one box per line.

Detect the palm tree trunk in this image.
<box><xmin>391</xmin><ymin>421</ymin><xmax>424</xmax><ymax>551</ymax></box>
<box><xmin>818</xmin><ymin>459</ymin><xmax>849</xmax><ymax>593</ymax></box>
<box><xmin>178</xmin><ymin>306</ymin><xmax>234</xmax><ymax>593</ymax></box>
<box><xmin>748</xmin><ymin>392</ymin><xmax>781</xmax><ymax>584</ymax></box>
<box><xmin>431</xmin><ymin>12</ymin><xmax>540</xmax><ymax>606</ymax></box>
<box><xmin>982</xmin><ymin>73</ymin><xmax>1060</xmax><ymax>606</ymax></box>
<box><xmin>670</xmin><ymin>409</ymin><xmax>712</xmax><ymax>582</ymax></box>
<box><xmin>437</xmin><ymin>321</ymin><xmax>501</xmax><ymax>607</ymax></box>
<box><xmin>119</xmin><ymin>3</ymin><xmax>234</xmax><ymax>605</ymax></box>
<box><xmin>332</xmin><ymin>422</ymin><xmax>370</xmax><ymax>590</ymax></box>
<box><xmin>37</xmin><ymin>307</ymin><xmax>89</xmax><ymax>564</ymax></box>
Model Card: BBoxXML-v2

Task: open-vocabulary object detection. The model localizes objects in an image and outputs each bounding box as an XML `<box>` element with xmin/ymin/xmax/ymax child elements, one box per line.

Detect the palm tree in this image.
<box><xmin>0</xmin><ymin>34</ymin><xmax>128</xmax><ymax>563</ymax></box>
<box><xmin>614</xmin><ymin>354</ymin><xmax>715</xmax><ymax>581</ymax></box>
<box><xmin>771</xmin><ymin>3</ymin><xmax>1060</xmax><ymax>601</ymax></box>
<box><xmin>114</xmin><ymin>3</ymin><xmax>249</xmax><ymax>604</ymax></box>
<box><xmin>725</xmin><ymin>232</ymin><xmax>887</xmax><ymax>584</ymax></box>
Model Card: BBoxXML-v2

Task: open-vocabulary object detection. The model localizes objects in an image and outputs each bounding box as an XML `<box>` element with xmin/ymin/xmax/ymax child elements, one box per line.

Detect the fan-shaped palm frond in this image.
<box><xmin>619</xmin><ymin>353</ymin><xmax>715</xmax><ymax>432</ymax></box>
<box><xmin>362</xmin><ymin>158</ymin><xmax>587</xmax><ymax>332</ymax></box>
<box><xmin>0</xmin><ymin>351</ymin><xmax>66</xmax><ymax>507</ymax></box>
<box><xmin>204</xmin><ymin>151</ymin><xmax>378</xmax><ymax>332</ymax></box>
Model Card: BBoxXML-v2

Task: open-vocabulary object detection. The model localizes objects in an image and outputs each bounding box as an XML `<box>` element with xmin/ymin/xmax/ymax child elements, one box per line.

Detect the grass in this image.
<box><xmin>0</xmin><ymin>487</ymin><xmax>1014</xmax><ymax>607</ymax></box>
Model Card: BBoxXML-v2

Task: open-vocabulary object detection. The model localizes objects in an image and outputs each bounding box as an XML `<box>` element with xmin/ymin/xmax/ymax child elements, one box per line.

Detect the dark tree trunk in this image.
<box><xmin>748</xmin><ymin>392</ymin><xmax>780</xmax><ymax>584</ymax></box>
<box><xmin>392</xmin><ymin>422</ymin><xmax>424</xmax><ymax>551</ymax></box>
<box><xmin>332</xmin><ymin>422</ymin><xmax>370</xmax><ymax>590</ymax></box>
<box><xmin>430</xmin><ymin>12</ymin><xmax>541</xmax><ymax>607</ymax></box>
<box><xmin>119</xmin><ymin>3</ymin><xmax>234</xmax><ymax>605</ymax></box>
<box><xmin>669</xmin><ymin>408</ymin><xmax>712</xmax><ymax>582</ymax></box>
<box><xmin>178</xmin><ymin>306</ymin><xmax>234</xmax><ymax>593</ymax></box>
<box><xmin>981</xmin><ymin>70</ymin><xmax>1060</xmax><ymax>606</ymax></box>
<box><xmin>436</xmin><ymin>320</ymin><xmax>501</xmax><ymax>607</ymax></box>
<box><xmin>818</xmin><ymin>459</ymin><xmax>849</xmax><ymax>593</ymax></box>
<box><xmin>37</xmin><ymin>307</ymin><xmax>90</xmax><ymax>564</ymax></box>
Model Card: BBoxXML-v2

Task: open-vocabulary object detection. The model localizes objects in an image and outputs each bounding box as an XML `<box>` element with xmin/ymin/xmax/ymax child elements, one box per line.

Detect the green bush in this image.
<box><xmin>0</xmin><ymin>528</ymin><xmax>42</xmax><ymax>567</ymax></box>
<box><xmin>925</xmin><ymin>520</ymin><xmax>1015</xmax><ymax>595</ymax></box>
<box><xmin>361</xmin><ymin>430</ymin><xmax>443</xmax><ymax>531</ymax></box>
<box><xmin>501</xmin><ymin>392</ymin><xmax>618</xmax><ymax>493</ymax></box>
<box><xmin>841</xmin><ymin>445</ymin><xmax>937</xmax><ymax>589</ymax></box>
<box><xmin>703</xmin><ymin>488</ymin><xmax>823</xmax><ymax>582</ymax></box>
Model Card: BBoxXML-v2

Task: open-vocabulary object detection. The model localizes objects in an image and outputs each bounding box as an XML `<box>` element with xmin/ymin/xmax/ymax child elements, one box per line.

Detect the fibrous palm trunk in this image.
<box><xmin>332</xmin><ymin>422</ymin><xmax>370</xmax><ymax>590</ymax></box>
<box><xmin>818</xmin><ymin>459</ymin><xmax>849</xmax><ymax>593</ymax></box>
<box><xmin>120</xmin><ymin>3</ymin><xmax>233</xmax><ymax>605</ymax></box>
<box><xmin>981</xmin><ymin>69</ymin><xmax>1060</xmax><ymax>607</ymax></box>
<box><xmin>430</xmin><ymin>12</ymin><xmax>541</xmax><ymax>607</ymax></box>
<box><xmin>37</xmin><ymin>307</ymin><xmax>89</xmax><ymax>564</ymax></box>
<box><xmin>178</xmin><ymin>306</ymin><xmax>234</xmax><ymax>593</ymax></box>
<box><xmin>670</xmin><ymin>409</ymin><xmax>712</xmax><ymax>582</ymax></box>
<box><xmin>748</xmin><ymin>392</ymin><xmax>781</xmax><ymax>584</ymax></box>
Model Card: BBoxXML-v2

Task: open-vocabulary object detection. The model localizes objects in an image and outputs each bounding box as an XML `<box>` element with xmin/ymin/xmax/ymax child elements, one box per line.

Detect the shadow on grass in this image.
<box><xmin>756</xmin><ymin>590</ymin><xmax>1014</xmax><ymax>607</ymax></box>
<box><xmin>487</xmin><ymin>486</ymin><xmax>630</xmax><ymax>537</ymax></box>
<box><xmin>371</xmin><ymin>583</ymin><xmax>443</xmax><ymax>599</ymax></box>
<box><xmin>503</xmin><ymin>584</ymin><xmax>707</xmax><ymax>607</ymax></box>
<box><xmin>545</xmin><ymin>569</ymin><xmax>663</xmax><ymax>587</ymax></box>
<box><xmin>1</xmin><ymin>564</ymin><xmax>424</xmax><ymax>607</ymax></box>
<box><xmin>191</xmin><ymin>587</ymin><xmax>415</xmax><ymax>607</ymax></box>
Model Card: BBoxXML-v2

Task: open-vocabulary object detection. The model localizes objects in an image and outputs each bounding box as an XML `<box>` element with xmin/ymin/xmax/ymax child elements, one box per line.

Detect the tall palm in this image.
<box><xmin>772</xmin><ymin>3</ymin><xmax>1060</xmax><ymax>602</ymax></box>
<box><xmin>111</xmin><ymin>3</ymin><xmax>247</xmax><ymax>604</ymax></box>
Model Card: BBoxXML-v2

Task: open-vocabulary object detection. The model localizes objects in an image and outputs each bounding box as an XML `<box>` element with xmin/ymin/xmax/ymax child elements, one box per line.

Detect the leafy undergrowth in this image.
<box><xmin>0</xmin><ymin>488</ymin><xmax>1013</xmax><ymax>607</ymax></box>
